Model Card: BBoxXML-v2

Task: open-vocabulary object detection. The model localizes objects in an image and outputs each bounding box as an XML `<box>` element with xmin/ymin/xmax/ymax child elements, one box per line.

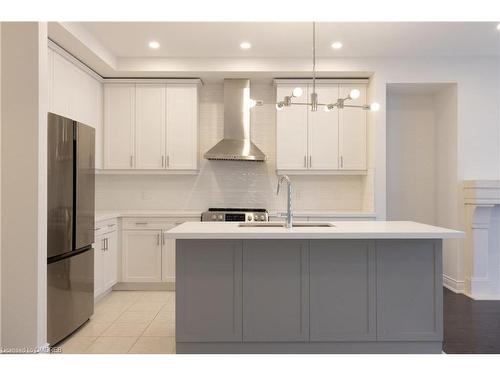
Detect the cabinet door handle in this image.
<box><xmin>135</xmin><ymin>222</ymin><xmax>148</xmax><ymax>225</ymax></box>
<box><xmin>130</xmin><ymin>155</ymin><xmax>133</xmax><ymax>167</ymax></box>
<box><xmin>309</xmin><ymin>155</ymin><xmax>312</xmax><ymax>168</ymax></box>
<box><xmin>162</xmin><ymin>233</ymin><xmax>165</xmax><ymax>245</ymax></box>
<box><xmin>340</xmin><ymin>155</ymin><xmax>344</xmax><ymax>168</ymax></box>
<box><xmin>156</xmin><ymin>233</ymin><xmax>160</xmax><ymax>246</ymax></box>
<box><xmin>303</xmin><ymin>156</ymin><xmax>306</xmax><ymax>168</ymax></box>
<box><xmin>105</xmin><ymin>237</ymin><xmax>108</xmax><ymax>251</ymax></box>
<box><xmin>167</xmin><ymin>155</ymin><xmax>170</xmax><ymax>167</ymax></box>
<box><xmin>107</xmin><ymin>223</ymin><xmax>115</xmax><ymax>228</ymax></box>
<box><xmin>162</xmin><ymin>155</ymin><xmax>165</xmax><ymax>167</ymax></box>
<box><xmin>101</xmin><ymin>238</ymin><xmax>105</xmax><ymax>251</ymax></box>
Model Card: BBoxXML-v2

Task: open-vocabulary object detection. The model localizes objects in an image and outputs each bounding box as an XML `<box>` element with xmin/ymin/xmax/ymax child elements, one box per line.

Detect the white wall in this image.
<box><xmin>387</xmin><ymin>93</ymin><xmax>437</xmax><ymax>223</ymax></box>
<box><xmin>434</xmin><ymin>86</ymin><xmax>461</xmax><ymax>291</ymax></box>
<box><xmin>96</xmin><ymin>82</ymin><xmax>371</xmax><ymax>213</ymax></box>
<box><xmin>387</xmin><ymin>83</ymin><xmax>461</xmax><ymax>290</ymax></box>
<box><xmin>304</xmin><ymin>57</ymin><xmax>500</xmax><ymax>220</ymax></box>
<box><xmin>1</xmin><ymin>22</ymin><xmax>48</xmax><ymax>349</ymax></box>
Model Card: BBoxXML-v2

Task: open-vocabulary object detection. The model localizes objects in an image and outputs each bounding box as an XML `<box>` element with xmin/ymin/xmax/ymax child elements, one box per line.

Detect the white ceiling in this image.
<box><xmin>79</xmin><ymin>22</ymin><xmax>500</xmax><ymax>58</ymax></box>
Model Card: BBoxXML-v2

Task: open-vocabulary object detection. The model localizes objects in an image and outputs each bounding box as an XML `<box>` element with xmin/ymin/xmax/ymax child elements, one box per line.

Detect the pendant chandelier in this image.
<box><xmin>275</xmin><ymin>22</ymin><xmax>380</xmax><ymax>113</ymax></box>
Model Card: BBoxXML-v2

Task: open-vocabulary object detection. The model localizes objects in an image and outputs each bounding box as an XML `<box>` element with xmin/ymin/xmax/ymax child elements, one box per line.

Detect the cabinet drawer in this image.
<box><xmin>94</xmin><ymin>218</ymin><xmax>118</xmax><ymax>236</ymax></box>
<box><xmin>122</xmin><ymin>217</ymin><xmax>199</xmax><ymax>230</ymax></box>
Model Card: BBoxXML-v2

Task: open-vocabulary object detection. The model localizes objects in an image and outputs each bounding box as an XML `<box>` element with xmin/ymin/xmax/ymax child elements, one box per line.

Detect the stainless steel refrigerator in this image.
<box><xmin>47</xmin><ymin>112</ymin><xmax>95</xmax><ymax>346</ymax></box>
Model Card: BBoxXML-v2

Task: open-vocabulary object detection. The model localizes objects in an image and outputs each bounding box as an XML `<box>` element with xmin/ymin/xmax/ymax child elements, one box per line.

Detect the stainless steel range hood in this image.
<box><xmin>204</xmin><ymin>79</ymin><xmax>266</xmax><ymax>161</ymax></box>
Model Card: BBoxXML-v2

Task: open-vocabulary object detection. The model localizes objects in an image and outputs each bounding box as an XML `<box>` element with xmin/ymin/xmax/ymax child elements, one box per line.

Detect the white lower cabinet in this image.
<box><xmin>121</xmin><ymin>218</ymin><xmax>197</xmax><ymax>284</ymax></box>
<box><xmin>122</xmin><ymin>230</ymin><xmax>163</xmax><ymax>282</ymax></box>
<box><xmin>161</xmin><ymin>224</ymin><xmax>177</xmax><ymax>283</ymax></box>
<box><xmin>103</xmin><ymin>230</ymin><xmax>118</xmax><ymax>290</ymax></box>
<box><xmin>94</xmin><ymin>219</ymin><xmax>118</xmax><ymax>299</ymax></box>
<box><xmin>94</xmin><ymin>235</ymin><xmax>104</xmax><ymax>297</ymax></box>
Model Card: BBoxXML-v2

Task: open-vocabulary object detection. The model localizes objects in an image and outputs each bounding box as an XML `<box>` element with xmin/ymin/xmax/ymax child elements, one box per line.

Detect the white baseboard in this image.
<box><xmin>443</xmin><ymin>275</ymin><xmax>465</xmax><ymax>294</ymax></box>
<box><xmin>113</xmin><ymin>282</ymin><xmax>175</xmax><ymax>291</ymax></box>
<box><xmin>94</xmin><ymin>287</ymin><xmax>114</xmax><ymax>304</ymax></box>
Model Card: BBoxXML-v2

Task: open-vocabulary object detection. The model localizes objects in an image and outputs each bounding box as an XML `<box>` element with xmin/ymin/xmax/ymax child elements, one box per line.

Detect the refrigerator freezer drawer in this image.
<box><xmin>47</xmin><ymin>248</ymin><xmax>94</xmax><ymax>346</ymax></box>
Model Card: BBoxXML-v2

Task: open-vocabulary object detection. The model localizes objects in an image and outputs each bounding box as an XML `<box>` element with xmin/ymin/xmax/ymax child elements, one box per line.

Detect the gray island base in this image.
<box><xmin>175</xmin><ymin>238</ymin><xmax>444</xmax><ymax>354</ymax></box>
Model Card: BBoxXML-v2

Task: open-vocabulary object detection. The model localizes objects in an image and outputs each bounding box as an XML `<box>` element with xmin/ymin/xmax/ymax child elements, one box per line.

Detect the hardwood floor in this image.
<box><xmin>443</xmin><ymin>287</ymin><xmax>500</xmax><ymax>353</ymax></box>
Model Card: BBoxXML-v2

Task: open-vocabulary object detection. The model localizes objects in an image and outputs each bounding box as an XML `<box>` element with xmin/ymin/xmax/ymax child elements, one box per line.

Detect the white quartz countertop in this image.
<box><xmin>95</xmin><ymin>210</ymin><xmax>376</xmax><ymax>223</ymax></box>
<box><xmin>268</xmin><ymin>210</ymin><xmax>377</xmax><ymax>218</ymax></box>
<box><xmin>164</xmin><ymin>221</ymin><xmax>464</xmax><ymax>240</ymax></box>
<box><xmin>95</xmin><ymin>210</ymin><xmax>202</xmax><ymax>222</ymax></box>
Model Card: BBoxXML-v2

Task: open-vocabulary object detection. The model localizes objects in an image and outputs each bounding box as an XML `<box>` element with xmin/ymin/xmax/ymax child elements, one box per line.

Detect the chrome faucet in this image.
<box><xmin>277</xmin><ymin>175</ymin><xmax>293</xmax><ymax>228</ymax></box>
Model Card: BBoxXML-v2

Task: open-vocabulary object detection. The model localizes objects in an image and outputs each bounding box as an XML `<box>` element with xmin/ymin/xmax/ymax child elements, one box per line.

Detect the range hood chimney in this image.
<box><xmin>204</xmin><ymin>79</ymin><xmax>266</xmax><ymax>161</ymax></box>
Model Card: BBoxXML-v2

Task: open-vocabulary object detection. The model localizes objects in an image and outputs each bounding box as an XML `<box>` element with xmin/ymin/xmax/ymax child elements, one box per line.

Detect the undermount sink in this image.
<box><xmin>238</xmin><ymin>222</ymin><xmax>335</xmax><ymax>228</ymax></box>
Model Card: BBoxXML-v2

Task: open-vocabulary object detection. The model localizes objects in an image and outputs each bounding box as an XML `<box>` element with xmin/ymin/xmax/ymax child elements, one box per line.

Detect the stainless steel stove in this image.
<box><xmin>201</xmin><ymin>208</ymin><xmax>269</xmax><ymax>222</ymax></box>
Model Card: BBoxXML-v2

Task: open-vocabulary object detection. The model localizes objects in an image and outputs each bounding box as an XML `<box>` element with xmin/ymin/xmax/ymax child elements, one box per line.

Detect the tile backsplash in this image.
<box><xmin>96</xmin><ymin>82</ymin><xmax>371</xmax><ymax>212</ymax></box>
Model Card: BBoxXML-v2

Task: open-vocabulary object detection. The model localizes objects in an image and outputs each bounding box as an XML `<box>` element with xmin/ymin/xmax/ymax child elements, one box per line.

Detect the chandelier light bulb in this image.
<box><xmin>148</xmin><ymin>41</ymin><xmax>160</xmax><ymax>49</ymax></box>
<box><xmin>276</xmin><ymin>102</ymin><xmax>284</xmax><ymax>110</ymax></box>
<box><xmin>323</xmin><ymin>106</ymin><xmax>331</xmax><ymax>112</ymax></box>
<box><xmin>349</xmin><ymin>89</ymin><xmax>360</xmax><ymax>100</ymax></box>
<box><xmin>248</xmin><ymin>99</ymin><xmax>257</xmax><ymax>108</ymax></box>
<box><xmin>292</xmin><ymin>87</ymin><xmax>303</xmax><ymax>97</ymax></box>
<box><xmin>370</xmin><ymin>102</ymin><xmax>381</xmax><ymax>112</ymax></box>
<box><xmin>331</xmin><ymin>41</ymin><xmax>343</xmax><ymax>50</ymax></box>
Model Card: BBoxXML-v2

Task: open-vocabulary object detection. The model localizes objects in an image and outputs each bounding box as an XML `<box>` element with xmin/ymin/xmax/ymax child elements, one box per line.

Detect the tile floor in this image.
<box><xmin>55</xmin><ymin>291</ymin><xmax>176</xmax><ymax>354</ymax></box>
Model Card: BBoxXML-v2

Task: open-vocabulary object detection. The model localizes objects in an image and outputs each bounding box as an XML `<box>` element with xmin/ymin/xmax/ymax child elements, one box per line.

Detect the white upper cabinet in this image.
<box><xmin>135</xmin><ymin>84</ymin><xmax>166</xmax><ymax>169</ymax></box>
<box><xmin>308</xmin><ymin>85</ymin><xmax>339</xmax><ymax>170</ymax></box>
<box><xmin>275</xmin><ymin>81</ymin><xmax>367</xmax><ymax>173</ymax></box>
<box><xmin>48</xmin><ymin>46</ymin><xmax>104</xmax><ymax>169</ymax></box>
<box><xmin>103</xmin><ymin>82</ymin><xmax>199</xmax><ymax>172</ymax></box>
<box><xmin>339</xmin><ymin>84</ymin><xmax>367</xmax><ymax>170</ymax></box>
<box><xmin>51</xmin><ymin>50</ymin><xmax>72</xmax><ymax>118</ymax></box>
<box><xmin>104</xmin><ymin>84</ymin><xmax>136</xmax><ymax>169</ymax></box>
<box><xmin>166</xmin><ymin>85</ymin><xmax>198</xmax><ymax>170</ymax></box>
<box><xmin>276</xmin><ymin>84</ymin><xmax>309</xmax><ymax>170</ymax></box>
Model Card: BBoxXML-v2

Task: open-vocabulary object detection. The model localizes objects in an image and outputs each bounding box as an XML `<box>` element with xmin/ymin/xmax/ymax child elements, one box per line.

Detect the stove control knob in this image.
<box><xmin>247</xmin><ymin>215</ymin><xmax>253</xmax><ymax>221</ymax></box>
<box><xmin>218</xmin><ymin>214</ymin><xmax>223</xmax><ymax>221</ymax></box>
<box><xmin>260</xmin><ymin>215</ymin><xmax>265</xmax><ymax>221</ymax></box>
<box><xmin>211</xmin><ymin>214</ymin><xmax>217</xmax><ymax>220</ymax></box>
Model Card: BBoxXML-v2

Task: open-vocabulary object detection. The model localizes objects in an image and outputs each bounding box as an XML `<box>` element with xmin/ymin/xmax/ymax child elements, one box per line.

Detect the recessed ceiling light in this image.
<box><xmin>148</xmin><ymin>41</ymin><xmax>160</xmax><ymax>49</ymax></box>
<box><xmin>240</xmin><ymin>42</ymin><xmax>251</xmax><ymax>49</ymax></box>
<box><xmin>331</xmin><ymin>41</ymin><xmax>343</xmax><ymax>50</ymax></box>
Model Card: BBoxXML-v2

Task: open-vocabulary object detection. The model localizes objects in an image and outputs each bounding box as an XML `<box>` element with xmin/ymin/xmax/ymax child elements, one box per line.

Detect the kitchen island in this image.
<box><xmin>165</xmin><ymin>221</ymin><xmax>463</xmax><ymax>354</ymax></box>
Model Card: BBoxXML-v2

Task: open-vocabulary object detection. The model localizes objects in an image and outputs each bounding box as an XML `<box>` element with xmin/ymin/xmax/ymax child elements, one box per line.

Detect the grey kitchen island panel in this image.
<box><xmin>176</xmin><ymin>239</ymin><xmax>242</xmax><ymax>342</ymax></box>
<box><xmin>176</xmin><ymin>341</ymin><xmax>443</xmax><ymax>354</ymax></box>
<box><xmin>376</xmin><ymin>239</ymin><xmax>443</xmax><ymax>341</ymax></box>
<box><xmin>309</xmin><ymin>240</ymin><xmax>376</xmax><ymax>341</ymax></box>
<box><xmin>242</xmin><ymin>240</ymin><xmax>309</xmax><ymax>342</ymax></box>
<box><xmin>175</xmin><ymin>238</ymin><xmax>445</xmax><ymax>353</ymax></box>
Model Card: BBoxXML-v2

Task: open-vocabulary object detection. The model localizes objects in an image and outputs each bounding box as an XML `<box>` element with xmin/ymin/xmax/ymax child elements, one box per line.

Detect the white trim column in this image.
<box><xmin>463</xmin><ymin>180</ymin><xmax>500</xmax><ymax>300</ymax></box>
